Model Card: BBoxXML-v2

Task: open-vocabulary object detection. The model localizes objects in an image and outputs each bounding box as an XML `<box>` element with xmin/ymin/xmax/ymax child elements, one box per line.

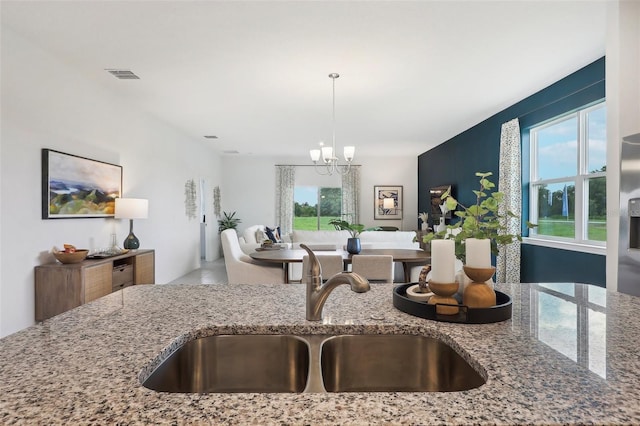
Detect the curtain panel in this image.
<box><xmin>496</xmin><ymin>118</ymin><xmax>521</xmax><ymax>284</ymax></box>
<box><xmin>275</xmin><ymin>165</ymin><xmax>296</xmax><ymax>235</ymax></box>
<box><xmin>341</xmin><ymin>166</ymin><xmax>361</xmax><ymax>224</ymax></box>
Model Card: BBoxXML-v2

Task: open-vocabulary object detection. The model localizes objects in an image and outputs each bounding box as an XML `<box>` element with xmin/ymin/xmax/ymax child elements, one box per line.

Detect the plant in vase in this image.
<box><xmin>421</xmin><ymin>172</ymin><xmax>535</xmax><ymax>263</ymax></box>
<box><xmin>217</xmin><ymin>211</ymin><xmax>241</xmax><ymax>233</ymax></box>
<box><xmin>418</xmin><ymin>212</ymin><xmax>429</xmax><ymax>231</ymax></box>
<box><xmin>421</xmin><ymin>172</ymin><xmax>536</xmax><ymax>306</ymax></box>
<box><xmin>328</xmin><ymin>219</ymin><xmax>380</xmax><ymax>254</ymax></box>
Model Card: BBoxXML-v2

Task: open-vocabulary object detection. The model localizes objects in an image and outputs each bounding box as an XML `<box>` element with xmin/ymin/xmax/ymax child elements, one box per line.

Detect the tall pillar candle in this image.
<box><xmin>430</xmin><ymin>239</ymin><xmax>455</xmax><ymax>283</ymax></box>
<box><xmin>466</xmin><ymin>238</ymin><xmax>491</xmax><ymax>268</ymax></box>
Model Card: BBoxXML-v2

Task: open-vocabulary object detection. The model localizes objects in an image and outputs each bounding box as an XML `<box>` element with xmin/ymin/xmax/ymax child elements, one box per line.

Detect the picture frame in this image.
<box><xmin>430</xmin><ymin>185</ymin><xmax>452</xmax><ymax>219</ymax></box>
<box><xmin>374</xmin><ymin>185</ymin><xmax>403</xmax><ymax>220</ymax></box>
<box><xmin>42</xmin><ymin>149</ymin><xmax>123</xmax><ymax>219</ymax></box>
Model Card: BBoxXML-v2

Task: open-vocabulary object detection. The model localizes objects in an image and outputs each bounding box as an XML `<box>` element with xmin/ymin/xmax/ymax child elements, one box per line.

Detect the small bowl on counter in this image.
<box><xmin>53</xmin><ymin>249</ymin><xmax>89</xmax><ymax>264</ymax></box>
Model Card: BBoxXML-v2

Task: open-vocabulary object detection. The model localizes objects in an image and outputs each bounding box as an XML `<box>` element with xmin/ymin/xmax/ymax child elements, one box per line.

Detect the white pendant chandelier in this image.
<box><xmin>309</xmin><ymin>73</ymin><xmax>355</xmax><ymax>175</ymax></box>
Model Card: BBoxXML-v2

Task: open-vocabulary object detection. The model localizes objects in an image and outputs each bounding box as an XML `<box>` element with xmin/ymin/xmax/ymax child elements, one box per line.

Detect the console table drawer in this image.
<box><xmin>113</xmin><ymin>264</ymin><xmax>133</xmax><ymax>287</ymax></box>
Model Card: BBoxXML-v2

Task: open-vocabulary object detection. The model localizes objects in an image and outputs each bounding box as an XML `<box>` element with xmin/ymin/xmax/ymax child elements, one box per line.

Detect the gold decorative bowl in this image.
<box><xmin>53</xmin><ymin>249</ymin><xmax>89</xmax><ymax>264</ymax></box>
<box><xmin>463</xmin><ymin>266</ymin><xmax>496</xmax><ymax>283</ymax></box>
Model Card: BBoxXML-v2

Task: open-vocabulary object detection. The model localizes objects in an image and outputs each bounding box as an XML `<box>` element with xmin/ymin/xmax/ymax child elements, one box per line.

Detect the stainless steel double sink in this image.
<box><xmin>142</xmin><ymin>334</ymin><xmax>485</xmax><ymax>393</ymax></box>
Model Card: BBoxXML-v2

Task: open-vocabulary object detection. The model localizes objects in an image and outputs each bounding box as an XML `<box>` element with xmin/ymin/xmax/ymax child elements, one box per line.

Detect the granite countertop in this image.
<box><xmin>1</xmin><ymin>281</ymin><xmax>639</xmax><ymax>424</ymax></box>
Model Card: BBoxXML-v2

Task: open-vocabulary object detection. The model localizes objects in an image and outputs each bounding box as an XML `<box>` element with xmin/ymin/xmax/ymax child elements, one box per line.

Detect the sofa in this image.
<box><xmin>237</xmin><ymin>225</ymin><xmax>421</xmax><ymax>282</ymax></box>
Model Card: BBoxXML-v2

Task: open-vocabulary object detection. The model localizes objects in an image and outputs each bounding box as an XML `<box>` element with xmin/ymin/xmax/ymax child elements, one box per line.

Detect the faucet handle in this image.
<box><xmin>300</xmin><ymin>244</ymin><xmax>322</xmax><ymax>283</ymax></box>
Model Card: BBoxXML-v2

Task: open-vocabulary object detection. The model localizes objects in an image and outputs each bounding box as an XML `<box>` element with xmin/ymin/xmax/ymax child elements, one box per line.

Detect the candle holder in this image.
<box><xmin>462</xmin><ymin>266</ymin><xmax>496</xmax><ymax>308</ymax></box>
<box><xmin>427</xmin><ymin>279</ymin><xmax>459</xmax><ymax>315</ymax></box>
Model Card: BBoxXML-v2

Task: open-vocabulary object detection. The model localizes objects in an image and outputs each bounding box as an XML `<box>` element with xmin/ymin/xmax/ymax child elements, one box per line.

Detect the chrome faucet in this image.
<box><xmin>300</xmin><ymin>244</ymin><xmax>370</xmax><ymax>321</ymax></box>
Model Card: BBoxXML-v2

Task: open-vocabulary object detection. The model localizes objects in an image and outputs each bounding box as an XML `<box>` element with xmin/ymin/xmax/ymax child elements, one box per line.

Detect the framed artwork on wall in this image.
<box><xmin>374</xmin><ymin>185</ymin><xmax>403</xmax><ymax>220</ymax></box>
<box><xmin>41</xmin><ymin>149</ymin><xmax>123</xmax><ymax>219</ymax></box>
<box><xmin>430</xmin><ymin>185</ymin><xmax>452</xmax><ymax>219</ymax></box>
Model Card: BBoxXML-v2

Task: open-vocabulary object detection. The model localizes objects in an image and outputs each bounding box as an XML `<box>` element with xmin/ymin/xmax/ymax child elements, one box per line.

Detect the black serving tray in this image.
<box><xmin>393</xmin><ymin>283</ymin><xmax>512</xmax><ymax>324</ymax></box>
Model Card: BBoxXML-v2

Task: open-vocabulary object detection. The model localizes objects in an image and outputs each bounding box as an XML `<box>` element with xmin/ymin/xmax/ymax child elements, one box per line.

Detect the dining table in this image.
<box><xmin>249</xmin><ymin>247</ymin><xmax>430</xmax><ymax>283</ymax></box>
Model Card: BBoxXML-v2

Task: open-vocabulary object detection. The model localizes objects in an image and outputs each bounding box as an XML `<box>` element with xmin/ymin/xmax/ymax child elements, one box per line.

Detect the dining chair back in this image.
<box><xmin>302</xmin><ymin>254</ymin><xmax>344</xmax><ymax>282</ymax></box>
<box><xmin>351</xmin><ymin>255</ymin><xmax>394</xmax><ymax>283</ymax></box>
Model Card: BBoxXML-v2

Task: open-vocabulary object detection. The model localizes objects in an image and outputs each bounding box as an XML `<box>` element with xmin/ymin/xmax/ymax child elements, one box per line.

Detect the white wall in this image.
<box><xmin>221</xmin><ymin>155</ymin><xmax>418</xmax><ymax>236</ymax></box>
<box><xmin>0</xmin><ymin>28</ymin><xmax>222</xmax><ymax>337</ymax></box>
<box><xmin>606</xmin><ymin>0</ymin><xmax>640</xmax><ymax>291</ymax></box>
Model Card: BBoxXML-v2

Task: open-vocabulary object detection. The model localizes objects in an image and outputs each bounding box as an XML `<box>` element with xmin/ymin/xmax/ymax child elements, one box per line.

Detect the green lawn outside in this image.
<box><xmin>536</xmin><ymin>218</ymin><xmax>606</xmax><ymax>241</ymax></box>
<box><xmin>294</xmin><ymin>216</ymin><xmax>338</xmax><ymax>230</ymax></box>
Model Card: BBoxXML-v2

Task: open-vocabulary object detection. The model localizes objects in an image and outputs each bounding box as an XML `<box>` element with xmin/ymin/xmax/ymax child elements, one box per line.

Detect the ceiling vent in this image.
<box><xmin>223</xmin><ymin>150</ymin><xmax>239</xmax><ymax>154</ymax></box>
<box><xmin>106</xmin><ymin>69</ymin><xmax>140</xmax><ymax>80</ymax></box>
<box><xmin>204</xmin><ymin>135</ymin><xmax>218</xmax><ymax>139</ymax></box>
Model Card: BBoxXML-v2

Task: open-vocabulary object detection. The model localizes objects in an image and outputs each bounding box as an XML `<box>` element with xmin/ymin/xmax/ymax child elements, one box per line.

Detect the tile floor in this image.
<box><xmin>168</xmin><ymin>258</ymin><xmax>229</xmax><ymax>284</ymax></box>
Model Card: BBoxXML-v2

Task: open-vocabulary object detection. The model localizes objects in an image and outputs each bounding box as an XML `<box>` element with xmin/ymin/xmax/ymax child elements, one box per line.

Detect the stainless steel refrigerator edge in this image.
<box><xmin>619</xmin><ymin>133</ymin><xmax>640</xmax><ymax>296</ymax></box>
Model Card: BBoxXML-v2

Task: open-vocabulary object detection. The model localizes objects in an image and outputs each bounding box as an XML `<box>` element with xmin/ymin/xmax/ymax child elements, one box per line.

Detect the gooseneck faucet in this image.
<box><xmin>301</xmin><ymin>244</ymin><xmax>370</xmax><ymax>321</ymax></box>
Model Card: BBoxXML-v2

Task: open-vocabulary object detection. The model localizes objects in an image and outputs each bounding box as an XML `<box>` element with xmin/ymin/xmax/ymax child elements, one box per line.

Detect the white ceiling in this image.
<box><xmin>1</xmin><ymin>1</ymin><xmax>607</xmax><ymax>158</ymax></box>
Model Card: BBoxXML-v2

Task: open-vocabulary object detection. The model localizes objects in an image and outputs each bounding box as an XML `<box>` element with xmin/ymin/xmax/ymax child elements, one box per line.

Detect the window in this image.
<box><xmin>529</xmin><ymin>102</ymin><xmax>606</xmax><ymax>246</ymax></box>
<box><xmin>294</xmin><ymin>186</ymin><xmax>342</xmax><ymax>230</ymax></box>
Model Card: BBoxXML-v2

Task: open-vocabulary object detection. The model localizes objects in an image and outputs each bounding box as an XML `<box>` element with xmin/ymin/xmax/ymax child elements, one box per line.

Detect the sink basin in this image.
<box><xmin>143</xmin><ymin>334</ymin><xmax>310</xmax><ymax>393</ymax></box>
<box><xmin>142</xmin><ymin>333</ymin><xmax>484</xmax><ymax>393</ymax></box>
<box><xmin>320</xmin><ymin>334</ymin><xmax>485</xmax><ymax>392</ymax></box>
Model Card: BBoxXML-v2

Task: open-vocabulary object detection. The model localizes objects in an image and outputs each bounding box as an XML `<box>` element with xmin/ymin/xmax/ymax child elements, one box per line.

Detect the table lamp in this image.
<box><xmin>383</xmin><ymin>197</ymin><xmax>395</xmax><ymax>211</ymax></box>
<box><xmin>115</xmin><ymin>198</ymin><xmax>149</xmax><ymax>249</ymax></box>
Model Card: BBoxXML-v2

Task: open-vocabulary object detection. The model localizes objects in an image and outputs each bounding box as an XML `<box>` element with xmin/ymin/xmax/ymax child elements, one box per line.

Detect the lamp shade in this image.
<box><xmin>115</xmin><ymin>198</ymin><xmax>148</xmax><ymax>219</ymax></box>
<box><xmin>383</xmin><ymin>198</ymin><xmax>395</xmax><ymax>209</ymax></box>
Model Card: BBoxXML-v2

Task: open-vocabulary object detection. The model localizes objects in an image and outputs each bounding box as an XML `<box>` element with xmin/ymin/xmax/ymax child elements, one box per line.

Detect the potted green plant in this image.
<box><xmin>217</xmin><ymin>211</ymin><xmax>241</xmax><ymax>234</ymax></box>
<box><xmin>328</xmin><ymin>219</ymin><xmax>379</xmax><ymax>254</ymax></box>
<box><xmin>421</xmin><ymin>172</ymin><xmax>536</xmax><ymax>263</ymax></box>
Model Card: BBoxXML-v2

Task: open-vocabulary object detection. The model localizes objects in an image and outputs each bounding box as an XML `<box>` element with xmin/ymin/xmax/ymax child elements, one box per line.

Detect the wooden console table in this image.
<box><xmin>35</xmin><ymin>249</ymin><xmax>155</xmax><ymax>321</ymax></box>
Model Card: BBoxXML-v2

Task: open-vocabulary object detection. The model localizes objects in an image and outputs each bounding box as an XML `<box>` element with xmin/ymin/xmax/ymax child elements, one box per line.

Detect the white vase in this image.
<box><xmin>436</xmin><ymin>217</ymin><xmax>446</xmax><ymax>233</ymax></box>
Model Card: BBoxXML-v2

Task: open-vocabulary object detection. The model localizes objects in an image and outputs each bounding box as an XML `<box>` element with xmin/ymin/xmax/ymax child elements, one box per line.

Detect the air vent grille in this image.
<box><xmin>106</xmin><ymin>69</ymin><xmax>140</xmax><ymax>80</ymax></box>
<box><xmin>223</xmin><ymin>150</ymin><xmax>239</xmax><ymax>154</ymax></box>
<box><xmin>204</xmin><ymin>135</ymin><xmax>218</xmax><ymax>139</ymax></box>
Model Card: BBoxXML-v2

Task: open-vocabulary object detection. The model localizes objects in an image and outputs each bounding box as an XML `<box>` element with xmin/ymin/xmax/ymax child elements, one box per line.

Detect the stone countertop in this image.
<box><xmin>1</xmin><ymin>282</ymin><xmax>639</xmax><ymax>425</ymax></box>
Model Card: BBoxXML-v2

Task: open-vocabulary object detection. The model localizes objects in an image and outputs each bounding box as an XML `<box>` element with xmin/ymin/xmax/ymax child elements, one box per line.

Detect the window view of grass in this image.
<box><xmin>294</xmin><ymin>186</ymin><xmax>341</xmax><ymax>231</ymax></box>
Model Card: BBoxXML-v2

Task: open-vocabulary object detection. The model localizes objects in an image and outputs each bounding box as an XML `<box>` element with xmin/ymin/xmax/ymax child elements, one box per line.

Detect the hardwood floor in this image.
<box><xmin>168</xmin><ymin>258</ymin><xmax>228</xmax><ymax>284</ymax></box>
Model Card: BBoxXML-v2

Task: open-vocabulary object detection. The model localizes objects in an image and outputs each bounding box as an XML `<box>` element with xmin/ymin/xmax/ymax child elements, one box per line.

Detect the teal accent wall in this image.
<box><xmin>417</xmin><ymin>57</ymin><xmax>606</xmax><ymax>287</ymax></box>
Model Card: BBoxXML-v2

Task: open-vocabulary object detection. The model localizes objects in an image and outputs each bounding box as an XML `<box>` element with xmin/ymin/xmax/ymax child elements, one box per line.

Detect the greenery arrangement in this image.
<box><xmin>422</xmin><ymin>172</ymin><xmax>536</xmax><ymax>262</ymax></box>
<box><xmin>217</xmin><ymin>211</ymin><xmax>241</xmax><ymax>233</ymax></box>
<box><xmin>328</xmin><ymin>219</ymin><xmax>380</xmax><ymax>238</ymax></box>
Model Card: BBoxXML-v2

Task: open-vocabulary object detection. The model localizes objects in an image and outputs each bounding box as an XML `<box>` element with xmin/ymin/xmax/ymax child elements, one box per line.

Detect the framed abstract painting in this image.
<box><xmin>374</xmin><ymin>185</ymin><xmax>403</xmax><ymax>220</ymax></box>
<box><xmin>42</xmin><ymin>149</ymin><xmax>122</xmax><ymax>219</ymax></box>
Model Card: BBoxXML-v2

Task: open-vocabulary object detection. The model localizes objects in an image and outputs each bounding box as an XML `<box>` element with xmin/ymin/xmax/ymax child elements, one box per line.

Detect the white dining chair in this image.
<box><xmin>302</xmin><ymin>254</ymin><xmax>344</xmax><ymax>282</ymax></box>
<box><xmin>220</xmin><ymin>229</ymin><xmax>285</xmax><ymax>284</ymax></box>
<box><xmin>351</xmin><ymin>255</ymin><xmax>394</xmax><ymax>283</ymax></box>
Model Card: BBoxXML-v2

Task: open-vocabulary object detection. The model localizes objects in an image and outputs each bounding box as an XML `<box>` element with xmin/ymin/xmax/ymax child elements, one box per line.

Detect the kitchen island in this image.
<box><xmin>1</xmin><ymin>282</ymin><xmax>639</xmax><ymax>424</ymax></box>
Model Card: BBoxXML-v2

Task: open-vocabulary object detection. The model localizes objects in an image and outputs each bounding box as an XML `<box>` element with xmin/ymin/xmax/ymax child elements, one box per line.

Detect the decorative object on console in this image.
<box><xmin>115</xmin><ymin>198</ymin><xmax>149</xmax><ymax>249</ymax></box>
<box><xmin>52</xmin><ymin>244</ymin><xmax>89</xmax><ymax>264</ymax></box>
<box><xmin>374</xmin><ymin>185</ymin><xmax>403</xmax><ymax>220</ymax></box>
<box><xmin>418</xmin><ymin>212</ymin><xmax>429</xmax><ymax>231</ymax></box>
<box><xmin>217</xmin><ymin>211</ymin><xmax>241</xmax><ymax>233</ymax></box>
<box><xmin>309</xmin><ymin>73</ymin><xmax>355</xmax><ymax>176</ymax></box>
<box><xmin>41</xmin><ymin>149</ymin><xmax>122</xmax><ymax>219</ymax></box>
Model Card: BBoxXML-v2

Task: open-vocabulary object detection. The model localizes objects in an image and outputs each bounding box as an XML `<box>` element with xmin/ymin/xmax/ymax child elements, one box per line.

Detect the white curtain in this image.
<box><xmin>341</xmin><ymin>166</ymin><xmax>361</xmax><ymax>224</ymax></box>
<box><xmin>496</xmin><ymin>118</ymin><xmax>521</xmax><ymax>284</ymax></box>
<box><xmin>275</xmin><ymin>166</ymin><xmax>296</xmax><ymax>235</ymax></box>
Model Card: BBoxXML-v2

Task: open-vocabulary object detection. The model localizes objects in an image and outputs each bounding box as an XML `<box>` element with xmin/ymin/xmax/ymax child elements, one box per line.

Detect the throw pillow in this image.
<box><xmin>265</xmin><ymin>226</ymin><xmax>281</xmax><ymax>243</ymax></box>
<box><xmin>255</xmin><ymin>228</ymin><xmax>270</xmax><ymax>244</ymax></box>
